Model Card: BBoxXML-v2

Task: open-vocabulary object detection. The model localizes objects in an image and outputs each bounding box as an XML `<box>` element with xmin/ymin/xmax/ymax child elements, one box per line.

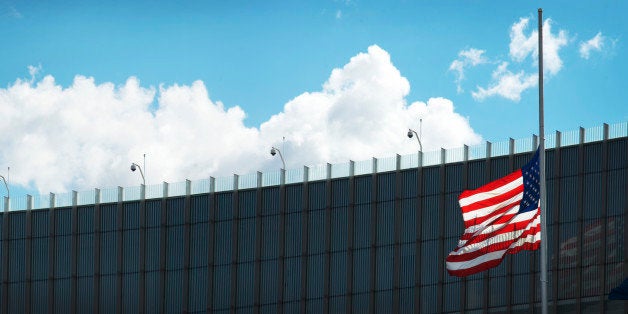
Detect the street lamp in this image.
<box><xmin>270</xmin><ymin>146</ymin><xmax>286</xmax><ymax>169</ymax></box>
<box><xmin>407</xmin><ymin>118</ymin><xmax>423</xmax><ymax>152</ymax></box>
<box><xmin>130</xmin><ymin>162</ymin><xmax>145</xmax><ymax>185</ymax></box>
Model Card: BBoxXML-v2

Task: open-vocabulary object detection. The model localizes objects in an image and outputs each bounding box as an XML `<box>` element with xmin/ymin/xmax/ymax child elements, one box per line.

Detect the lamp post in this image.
<box><xmin>130</xmin><ymin>162</ymin><xmax>145</xmax><ymax>185</ymax></box>
<box><xmin>407</xmin><ymin>118</ymin><xmax>423</xmax><ymax>152</ymax></box>
<box><xmin>270</xmin><ymin>147</ymin><xmax>286</xmax><ymax>170</ymax></box>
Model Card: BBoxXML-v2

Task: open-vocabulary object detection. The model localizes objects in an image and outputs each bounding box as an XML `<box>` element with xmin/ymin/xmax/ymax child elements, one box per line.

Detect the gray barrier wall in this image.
<box><xmin>0</xmin><ymin>128</ymin><xmax>626</xmax><ymax>313</ymax></box>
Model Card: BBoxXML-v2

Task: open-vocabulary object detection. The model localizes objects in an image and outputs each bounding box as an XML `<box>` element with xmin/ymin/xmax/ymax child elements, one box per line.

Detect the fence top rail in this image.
<box><xmin>2</xmin><ymin>121</ymin><xmax>625</xmax><ymax>212</ymax></box>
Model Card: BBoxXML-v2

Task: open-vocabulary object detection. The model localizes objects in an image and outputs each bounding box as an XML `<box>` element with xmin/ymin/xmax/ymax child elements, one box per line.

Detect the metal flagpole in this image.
<box><xmin>537</xmin><ymin>8</ymin><xmax>549</xmax><ymax>314</ymax></box>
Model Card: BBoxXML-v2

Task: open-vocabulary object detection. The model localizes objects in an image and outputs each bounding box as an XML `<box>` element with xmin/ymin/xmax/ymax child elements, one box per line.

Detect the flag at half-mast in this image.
<box><xmin>446</xmin><ymin>149</ymin><xmax>542</xmax><ymax>277</ymax></box>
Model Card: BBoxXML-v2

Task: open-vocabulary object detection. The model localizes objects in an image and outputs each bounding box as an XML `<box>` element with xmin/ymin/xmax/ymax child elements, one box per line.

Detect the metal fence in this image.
<box><xmin>2</xmin><ymin>122</ymin><xmax>627</xmax><ymax>212</ymax></box>
<box><xmin>0</xmin><ymin>123</ymin><xmax>626</xmax><ymax>313</ymax></box>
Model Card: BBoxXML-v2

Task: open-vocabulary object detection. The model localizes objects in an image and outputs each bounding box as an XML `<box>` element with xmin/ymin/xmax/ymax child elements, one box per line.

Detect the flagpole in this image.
<box><xmin>537</xmin><ymin>8</ymin><xmax>549</xmax><ymax>314</ymax></box>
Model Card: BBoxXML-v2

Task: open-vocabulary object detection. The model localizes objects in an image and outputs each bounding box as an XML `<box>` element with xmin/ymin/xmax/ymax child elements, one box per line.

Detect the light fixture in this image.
<box><xmin>407</xmin><ymin>118</ymin><xmax>423</xmax><ymax>152</ymax></box>
<box><xmin>270</xmin><ymin>146</ymin><xmax>286</xmax><ymax>169</ymax></box>
<box><xmin>130</xmin><ymin>162</ymin><xmax>145</xmax><ymax>185</ymax></box>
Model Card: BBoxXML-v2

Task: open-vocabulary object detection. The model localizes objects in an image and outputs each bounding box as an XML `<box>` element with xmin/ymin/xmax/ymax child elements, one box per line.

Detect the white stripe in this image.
<box><xmin>446</xmin><ymin>230</ymin><xmax>541</xmax><ymax>271</ymax></box>
<box><xmin>449</xmin><ymin>213</ymin><xmax>540</xmax><ymax>257</ymax></box>
<box><xmin>458</xmin><ymin>204</ymin><xmax>521</xmax><ymax>247</ymax></box>
<box><xmin>508</xmin><ymin>229</ymin><xmax>541</xmax><ymax>249</ymax></box>
<box><xmin>461</xmin><ymin>191</ymin><xmax>523</xmax><ymax>224</ymax></box>
<box><xmin>446</xmin><ymin>249</ymin><xmax>507</xmax><ymax>271</ymax></box>
<box><xmin>452</xmin><ymin>213</ymin><xmax>540</xmax><ymax>256</ymax></box>
<box><xmin>458</xmin><ymin>176</ymin><xmax>523</xmax><ymax>207</ymax></box>
<box><xmin>450</xmin><ymin>225</ymin><xmax>539</xmax><ymax>258</ymax></box>
<box><xmin>465</xmin><ymin>207</ymin><xmax>537</xmax><ymax>237</ymax></box>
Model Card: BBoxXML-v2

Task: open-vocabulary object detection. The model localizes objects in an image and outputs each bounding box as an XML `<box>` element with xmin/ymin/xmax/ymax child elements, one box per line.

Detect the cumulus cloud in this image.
<box><xmin>472</xmin><ymin>62</ymin><xmax>537</xmax><ymax>101</ymax></box>
<box><xmin>263</xmin><ymin>46</ymin><xmax>481</xmax><ymax>166</ymax></box>
<box><xmin>0</xmin><ymin>76</ymin><xmax>260</xmax><ymax>193</ymax></box>
<box><xmin>509</xmin><ymin>17</ymin><xmax>568</xmax><ymax>76</ymax></box>
<box><xmin>449</xmin><ymin>48</ymin><xmax>487</xmax><ymax>93</ymax></box>
<box><xmin>579</xmin><ymin>32</ymin><xmax>604</xmax><ymax>59</ymax></box>
<box><xmin>0</xmin><ymin>76</ymin><xmax>154</xmax><ymax>192</ymax></box>
<box><xmin>471</xmin><ymin>17</ymin><xmax>568</xmax><ymax>101</ymax></box>
<box><xmin>0</xmin><ymin>45</ymin><xmax>481</xmax><ymax>194</ymax></box>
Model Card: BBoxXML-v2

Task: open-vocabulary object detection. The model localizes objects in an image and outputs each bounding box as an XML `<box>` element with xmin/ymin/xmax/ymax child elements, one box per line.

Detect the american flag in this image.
<box><xmin>446</xmin><ymin>150</ymin><xmax>542</xmax><ymax>277</ymax></box>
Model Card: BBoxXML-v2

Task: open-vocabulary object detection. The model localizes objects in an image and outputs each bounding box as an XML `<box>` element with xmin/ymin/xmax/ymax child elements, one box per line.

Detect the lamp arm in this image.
<box><xmin>132</xmin><ymin>163</ymin><xmax>146</xmax><ymax>185</ymax></box>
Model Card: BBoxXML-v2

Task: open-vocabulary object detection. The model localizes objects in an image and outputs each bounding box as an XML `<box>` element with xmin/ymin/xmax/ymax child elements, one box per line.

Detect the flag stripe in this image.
<box><xmin>459</xmin><ymin>203</ymin><xmax>522</xmax><ymax>240</ymax></box>
<box><xmin>457</xmin><ymin>207</ymin><xmax>538</xmax><ymax>246</ymax></box>
<box><xmin>461</xmin><ymin>186</ymin><xmax>524</xmax><ymax>219</ymax></box>
<box><xmin>446</xmin><ymin>225</ymin><xmax>541</xmax><ymax>270</ymax></box>
<box><xmin>448</xmin><ymin>210</ymin><xmax>540</xmax><ymax>261</ymax></box>
<box><xmin>461</xmin><ymin>191</ymin><xmax>522</xmax><ymax>227</ymax></box>
<box><xmin>458</xmin><ymin>170</ymin><xmax>523</xmax><ymax>207</ymax></box>
<box><xmin>449</xmin><ymin>218</ymin><xmax>540</xmax><ymax>263</ymax></box>
<box><xmin>446</xmin><ymin>233</ymin><xmax>541</xmax><ymax>277</ymax></box>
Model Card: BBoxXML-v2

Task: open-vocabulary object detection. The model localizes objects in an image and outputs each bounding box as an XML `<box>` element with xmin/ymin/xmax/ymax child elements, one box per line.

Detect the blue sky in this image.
<box><xmin>0</xmin><ymin>1</ymin><xmax>626</xmax><ymax>198</ymax></box>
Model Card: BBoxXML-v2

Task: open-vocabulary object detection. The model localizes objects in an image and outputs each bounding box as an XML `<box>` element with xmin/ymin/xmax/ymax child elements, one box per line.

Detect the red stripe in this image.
<box><xmin>460</xmin><ymin>184</ymin><xmax>523</xmax><ymax>214</ymax></box>
<box><xmin>460</xmin><ymin>214</ymin><xmax>516</xmax><ymax>241</ymax></box>
<box><xmin>460</xmin><ymin>209</ymin><xmax>538</xmax><ymax>243</ymax></box>
<box><xmin>458</xmin><ymin>170</ymin><xmax>522</xmax><ymax>201</ymax></box>
<box><xmin>462</xmin><ymin>199</ymin><xmax>520</xmax><ymax>230</ymax></box>
<box><xmin>446</xmin><ymin>223</ymin><xmax>540</xmax><ymax>263</ymax></box>
<box><xmin>447</xmin><ymin>239</ymin><xmax>540</xmax><ymax>277</ymax></box>
<box><xmin>447</xmin><ymin>257</ymin><xmax>504</xmax><ymax>277</ymax></box>
<box><xmin>445</xmin><ymin>228</ymin><xmax>540</xmax><ymax>262</ymax></box>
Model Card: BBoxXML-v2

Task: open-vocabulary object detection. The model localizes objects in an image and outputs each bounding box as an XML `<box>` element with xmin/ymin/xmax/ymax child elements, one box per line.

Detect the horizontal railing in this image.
<box><xmin>2</xmin><ymin>121</ymin><xmax>626</xmax><ymax>211</ymax></box>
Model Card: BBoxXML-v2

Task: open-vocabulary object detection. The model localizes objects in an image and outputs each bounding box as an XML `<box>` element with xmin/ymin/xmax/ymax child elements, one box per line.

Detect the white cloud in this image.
<box><xmin>509</xmin><ymin>18</ymin><xmax>537</xmax><ymax>63</ymax></box>
<box><xmin>460</xmin><ymin>48</ymin><xmax>487</xmax><ymax>66</ymax></box>
<box><xmin>579</xmin><ymin>32</ymin><xmax>604</xmax><ymax>59</ymax></box>
<box><xmin>27</xmin><ymin>64</ymin><xmax>41</xmax><ymax>77</ymax></box>
<box><xmin>336</xmin><ymin>10</ymin><xmax>342</xmax><ymax>19</ymax></box>
<box><xmin>27</xmin><ymin>64</ymin><xmax>42</xmax><ymax>83</ymax></box>
<box><xmin>472</xmin><ymin>17</ymin><xmax>567</xmax><ymax>102</ymax></box>
<box><xmin>509</xmin><ymin>18</ymin><xmax>568</xmax><ymax>76</ymax></box>
<box><xmin>449</xmin><ymin>48</ymin><xmax>487</xmax><ymax>92</ymax></box>
<box><xmin>472</xmin><ymin>62</ymin><xmax>537</xmax><ymax>102</ymax></box>
<box><xmin>263</xmin><ymin>46</ymin><xmax>482</xmax><ymax>166</ymax></box>
<box><xmin>0</xmin><ymin>45</ymin><xmax>482</xmax><ymax>194</ymax></box>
